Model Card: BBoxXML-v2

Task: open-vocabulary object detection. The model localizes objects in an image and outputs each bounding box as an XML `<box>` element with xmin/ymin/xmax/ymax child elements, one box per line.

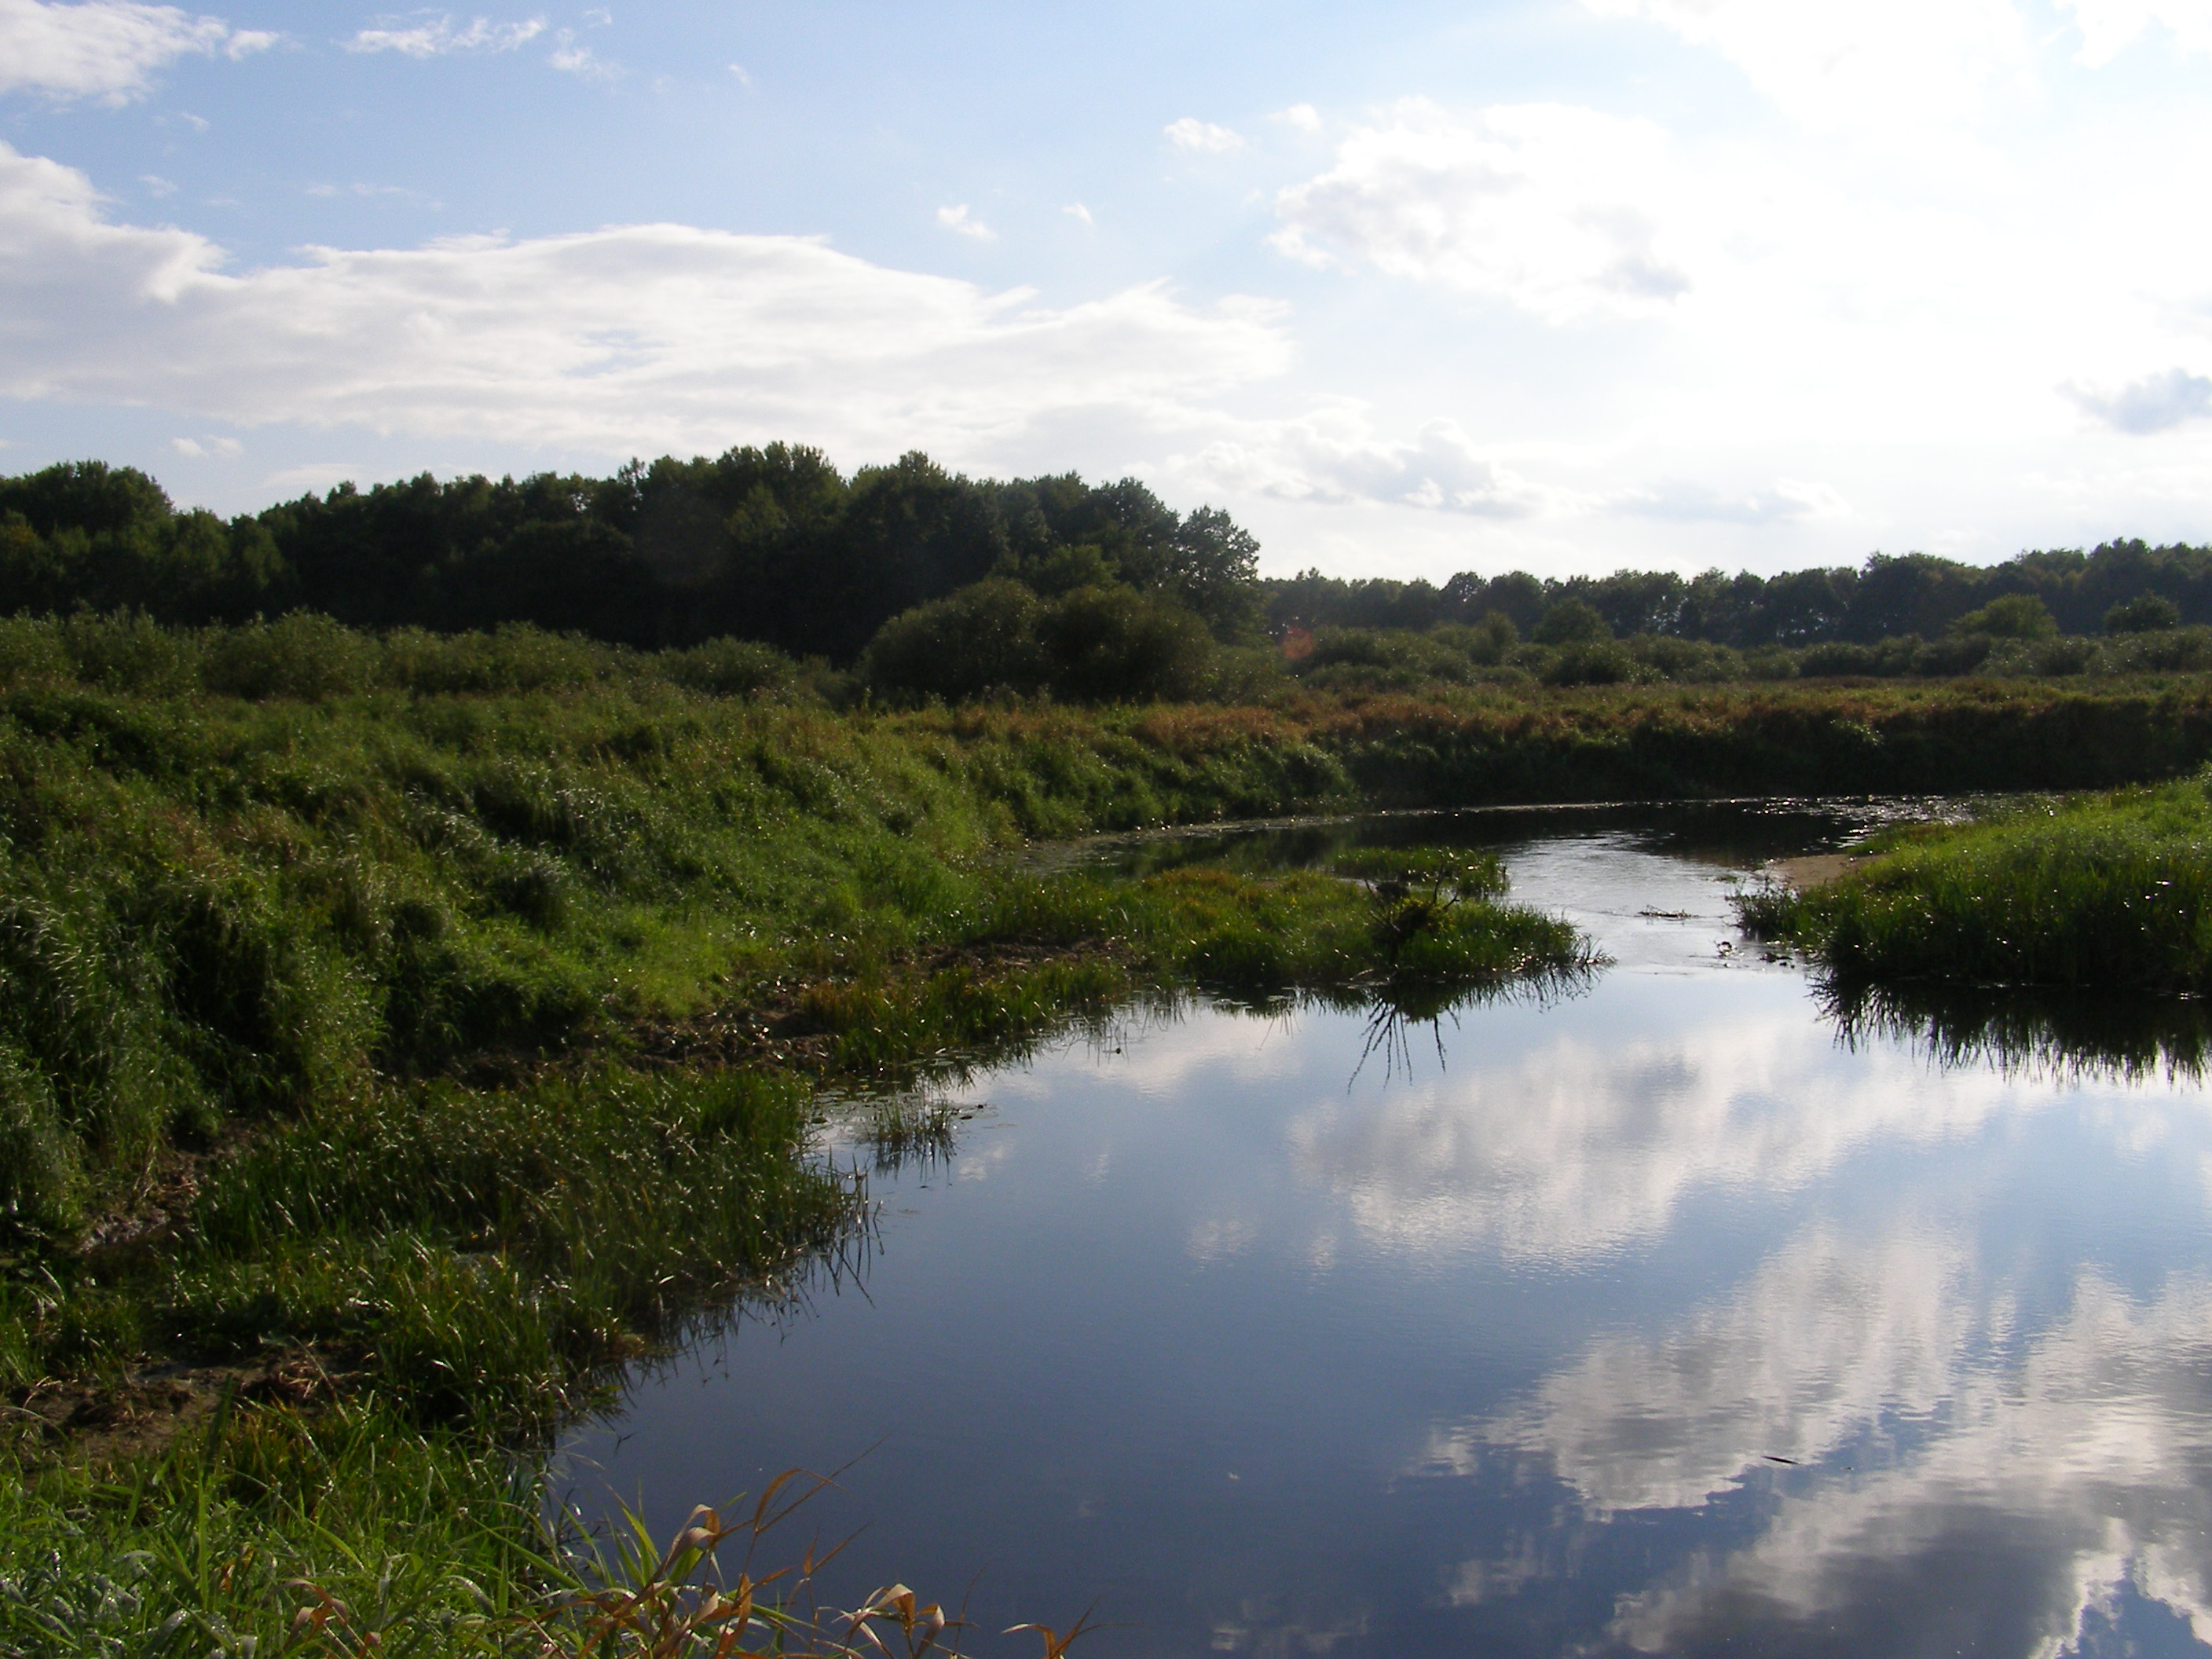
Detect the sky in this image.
<box><xmin>5</xmin><ymin>0</ymin><xmax>2212</xmax><ymax>580</ymax></box>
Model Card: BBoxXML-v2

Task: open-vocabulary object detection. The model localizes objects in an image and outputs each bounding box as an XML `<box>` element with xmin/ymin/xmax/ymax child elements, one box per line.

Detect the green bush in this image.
<box><xmin>1950</xmin><ymin>592</ymin><xmax>2058</xmax><ymax>639</ymax></box>
<box><xmin>2107</xmin><ymin>593</ymin><xmax>2183</xmax><ymax>634</ymax></box>
<box><xmin>1532</xmin><ymin>596</ymin><xmax>1610</xmax><ymax>645</ymax></box>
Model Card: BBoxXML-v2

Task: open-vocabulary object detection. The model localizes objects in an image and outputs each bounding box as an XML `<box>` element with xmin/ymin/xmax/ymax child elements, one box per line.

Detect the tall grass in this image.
<box><xmin>1738</xmin><ymin>774</ymin><xmax>2212</xmax><ymax>991</ymax></box>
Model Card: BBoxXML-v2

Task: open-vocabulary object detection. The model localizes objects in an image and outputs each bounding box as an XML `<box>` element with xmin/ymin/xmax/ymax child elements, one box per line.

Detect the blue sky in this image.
<box><xmin>5</xmin><ymin>0</ymin><xmax>2212</xmax><ymax>579</ymax></box>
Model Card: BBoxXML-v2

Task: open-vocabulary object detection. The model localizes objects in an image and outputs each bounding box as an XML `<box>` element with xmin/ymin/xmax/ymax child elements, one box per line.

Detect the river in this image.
<box><xmin>561</xmin><ymin>801</ymin><xmax>2212</xmax><ymax>1657</ymax></box>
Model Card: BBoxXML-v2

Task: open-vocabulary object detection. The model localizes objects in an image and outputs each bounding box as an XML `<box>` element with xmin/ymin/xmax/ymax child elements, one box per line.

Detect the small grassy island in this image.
<box><xmin>11</xmin><ymin>450</ymin><xmax>2212</xmax><ymax>1652</ymax></box>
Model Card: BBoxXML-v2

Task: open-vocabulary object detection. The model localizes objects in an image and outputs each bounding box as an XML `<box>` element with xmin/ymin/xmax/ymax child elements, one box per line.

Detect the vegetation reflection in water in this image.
<box><xmin>572</xmin><ymin>814</ymin><xmax>2212</xmax><ymax>1659</ymax></box>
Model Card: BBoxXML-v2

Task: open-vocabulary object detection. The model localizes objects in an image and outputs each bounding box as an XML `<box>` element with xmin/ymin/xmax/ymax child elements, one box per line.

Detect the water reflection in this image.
<box><xmin>1588</xmin><ymin>1267</ymin><xmax>2212</xmax><ymax>1656</ymax></box>
<box><xmin>1829</xmin><ymin>978</ymin><xmax>2212</xmax><ymax>1084</ymax></box>
<box><xmin>568</xmin><ymin>806</ymin><xmax>2212</xmax><ymax>1658</ymax></box>
<box><xmin>1287</xmin><ymin>993</ymin><xmax>2020</xmax><ymax>1263</ymax></box>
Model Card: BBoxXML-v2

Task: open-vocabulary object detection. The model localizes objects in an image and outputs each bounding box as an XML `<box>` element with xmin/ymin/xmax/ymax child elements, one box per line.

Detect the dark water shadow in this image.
<box><xmin>1825</xmin><ymin>976</ymin><xmax>2212</xmax><ymax>1084</ymax></box>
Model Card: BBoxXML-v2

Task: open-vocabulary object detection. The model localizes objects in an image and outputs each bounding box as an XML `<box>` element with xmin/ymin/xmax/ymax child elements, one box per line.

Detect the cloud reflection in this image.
<box><xmin>1287</xmin><ymin>1004</ymin><xmax>2017</xmax><ymax>1263</ymax></box>
<box><xmin>1602</xmin><ymin>1270</ymin><xmax>2212</xmax><ymax>1654</ymax></box>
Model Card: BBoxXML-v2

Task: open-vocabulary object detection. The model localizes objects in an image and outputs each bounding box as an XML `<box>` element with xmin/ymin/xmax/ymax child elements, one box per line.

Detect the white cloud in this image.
<box><xmin>1164</xmin><ymin>117</ymin><xmax>1245</xmax><ymax>153</ymax></box>
<box><xmin>1615</xmin><ymin>477</ymin><xmax>1847</xmax><ymax>524</ymax></box>
<box><xmin>1584</xmin><ymin>0</ymin><xmax>2027</xmax><ymax>131</ymax></box>
<box><xmin>2063</xmin><ymin>0</ymin><xmax>2212</xmax><ymax>63</ymax></box>
<box><xmin>1282</xmin><ymin>1001</ymin><xmax>2019</xmax><ymax>1263</ymax></box>
<box><xmin>345</xmin><ymin>14</ymin><xmax>544</xmax><ymax>57</ymax></box>
<box><xmin>0</xmin><ymin>142</ymin><xmax>1291</xmax><ymax>465</ymax></box>
<box><xmin>935</xmin><ymin>203</ymin><xmax>994</xmax><ymax>241</ymax></box>
<box><xmin>141</xmin><ymin>172</ymin><xmax>176</xmax><ymax>196</ymax></box>
<box><xmin>0</xmin><ymin>0</ymin><xmax>240</xmax><ymax>100</ymax></box>
<box><xmin>1272</xmin><ymin>103</ymin><xmax>1323</xmax><ymax>133</ymax></box>
<box><xmin>2064</xmin><ymin>368</ymin><xmax>2212</xmax><ymax>434</ymax></box>
<box><xmin>170</xmin><ymin>434</ymin><xmax>239</xmax><ymax>457</ymax></box>
<box><xmin>1463</xmin><ymin>1222</ymin><xmax>1980</xmax><ymax>1511</ymax></box>
<box><xmin>1188</xmin><ymin>411</ymin><xmax>1558</xmax><ymax>518</ymax></box>
<box><xmin>222</xmin><ymin>24</ymin><xmax>269</xmax><ymax>57</ymax></box>
<box><xmin>1062</xmin><ymin>202</ymin><xmax>1093</xmax><ymax>226</ymax></box>
<box><xmin>1272</xmin><ymin>101</ymin><xmax>1694</xmax><ymax>324</ymax></box>
<box><xmin>1603</xmin><ymin>1269</ymin><xmax>2212</xmax><ymax>1652</ymax></box>
<box><xmin>548</xmin><ymin>26</ymin><xmax>609</xmax><ymax>76</ymax></box>
<box><xmin>726</xmin><ymin>61</ymin><xmax>749</xmax><ymax>86</ymax></box>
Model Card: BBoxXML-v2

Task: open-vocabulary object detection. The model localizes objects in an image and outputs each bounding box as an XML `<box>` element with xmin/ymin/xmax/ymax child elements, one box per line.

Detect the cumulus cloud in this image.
<box><xmin>1164</xmin><ymin>117</ymin><xmax>1244</xmax><ymax>153</ymax></box>
<box><xmin>1272</xmin><ymin>103</ymin><xmax>1323</xmax><ymax>133</ymax></box>
<box><xmin>935</xmin><ymin>203</ymin><xmax>994</xmax><ymax>242</ymax></box>
<box><xmin>1272</xmin><ymin>101</ymin><xmax>1694</xmax><ymax>324</ymax></box>
<box><xmin>0</xmin><ymin>142</ymin><xmax>1290</xmax><ymax>463</ymax></box>
<box><xmin>0</xmin><ymin>0</ymin><xmax>248</xmax><ymax>100</ymax></box>
<box><xmin>1189</xmin><ymin>412</ymin><xmax>1555</xmax><ymax>518</ymax></box>
<box><xmin>1605</xmin><ymin>1269</ymin><xmax>2212</xmax><ymax>1652</ymax></box>
<box><xmin>1583</xmin><ymin>0</ymin><xmax>2027</xmax><ymax>130</ymax></box>
<box><xmin>1461</xmin><ymin>1223</ymin><xmax>1980</xmax><ymax>1511</ymax></box>
<box><xmin>2064</xmin><ymin>368</ymin><xmax>2212</xmax><ymax>434</ymax></box>
<box><xmin>1282</xmin><ymin>1002</ymin><xmax>2017</xmax><ymax>1263</ymax></box>
<box><xmin>345</xmin><ymin>13</ymin><xmax>544</xmax><ymax>56</ymax></box>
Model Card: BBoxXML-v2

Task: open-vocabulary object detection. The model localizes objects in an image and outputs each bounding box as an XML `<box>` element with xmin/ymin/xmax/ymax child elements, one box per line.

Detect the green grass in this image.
<box><xmin>0</xmin><ymin>1390</ymin><xmax>568</xmax><ymax>1658</ymax></box>
<box><xmin>12</xmin><ymin>611</ymin><xmax>2212</xmax><ymax>1650</ymax></box>
<box><xmin>1739</xmin><ymin>773</ymin><xmax>2212</xmax><ymax>992</ymax></box>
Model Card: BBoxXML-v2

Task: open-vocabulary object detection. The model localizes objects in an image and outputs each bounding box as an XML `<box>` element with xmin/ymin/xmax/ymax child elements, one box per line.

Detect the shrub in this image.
<box><xmin>1950</xmin><ymin>592</ymin><xmax>2058</xmax><ymax>639</ymax></box>
<box><xmin>202</xmin><ymin>613</ymin><xmax>379</xmax><ymax>701</ymax></box>
<box><xmin>861</xmin><ymin>579</ymin><xmax>1044</xmax><ymax>703</ymax></box>
<box><xmin>1798</xmin><ymin>641</ymin><xmax>1881</xmax><ymax>677</ymax></box>
<box><xmin>1541</xmin><ymin>639</ymin><xmax>1644</xmax><ymax>686</ymax></box>
<box><xmin>2107</xmin><ymin>593</ymin><xmax>2183</xmax><ymax>634</ymax></box>
<box><xmin>1035</xmin><ymin>584</ymin><xmax>1213</xmax><ymax>703</ymax></box>
<box><xmin>1532</xmin><ymin>596</ymin><xmax>1610</xmax><ymax>645</ymax></box>
<box><xmin>660</xmin><ymin>636</ymin><xmax>801</xmax><ymax>698</ymax></box>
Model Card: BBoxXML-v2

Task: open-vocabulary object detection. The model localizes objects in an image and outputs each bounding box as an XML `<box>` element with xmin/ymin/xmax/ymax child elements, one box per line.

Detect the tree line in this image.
<box><xmin>3</xmin><ymin>452</ymin><xmax>2208</xmax><ymax>701</ymax></box>
<box><xmin>0</xmin><ymin>451</ymin><xmax>1262</xmax><ymax>665</ymax></box>
<box><xmin>1269</xmin><ymin>544</ymin><xmax>2212</xmax><ymax>647</ymax></box>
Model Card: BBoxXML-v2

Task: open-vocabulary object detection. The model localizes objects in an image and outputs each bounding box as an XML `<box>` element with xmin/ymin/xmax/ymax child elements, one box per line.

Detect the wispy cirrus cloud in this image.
<box><xmin>344</xmin><ymin>13</ymin><xmax>544</xmax><ymax>57</ymax></box>
<box><xmin>0</xmin><ymin>0</ymin><xmax>266</xmax><ymax>101</ymax></box>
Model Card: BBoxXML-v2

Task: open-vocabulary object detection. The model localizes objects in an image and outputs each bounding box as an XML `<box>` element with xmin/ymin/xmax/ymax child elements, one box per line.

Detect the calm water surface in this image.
<box><xmin>563</xmin><ymin>803</ymin><xmax>2212</xmax><ymax>1657</ymax></box>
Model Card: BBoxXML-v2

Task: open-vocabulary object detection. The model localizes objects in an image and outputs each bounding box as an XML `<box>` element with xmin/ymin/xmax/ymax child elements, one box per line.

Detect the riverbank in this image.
<box><xmin>1739</xmin><ymin>774</ymin><xmax>2212</xmax><ymax>993</ymax></box>
<box><xmin>10</xmin><ymin>623</ymin><xmax>2212</xmax><ymax>1650</ymax></box>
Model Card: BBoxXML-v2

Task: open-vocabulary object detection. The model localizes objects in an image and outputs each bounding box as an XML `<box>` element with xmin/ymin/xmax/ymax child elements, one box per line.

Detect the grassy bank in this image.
<box><xmin>1740</xmin><ymin>774</ymin><xmax>2212</xmax><ymax>994</ymax></box>
<box><xmin>15</xmin><ymin>614</ymin><xmax>2212</xmax><ymax>1650</ymax></box>
<box><xmin>0</xmin><ymin>617</ymin><xmax>1617</xmax><ymax>1655</ymax></box>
